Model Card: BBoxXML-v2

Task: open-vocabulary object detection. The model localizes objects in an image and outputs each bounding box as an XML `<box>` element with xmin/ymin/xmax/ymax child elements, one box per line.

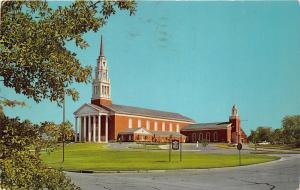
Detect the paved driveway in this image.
<box><xmin>67</xmin><ymin>154</ymin><xmax>300</xmax><ymax>190</ymax></box>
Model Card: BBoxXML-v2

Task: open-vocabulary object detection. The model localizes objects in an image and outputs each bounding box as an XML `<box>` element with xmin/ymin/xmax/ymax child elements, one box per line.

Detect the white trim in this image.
<box><xmin>75</xmin><ymin>113</ymin><xmax>108</xmax><ymax>117</ymax></box>
<box><xmin>176</xmin><ymin>123</ymin><xmax>179</xmax><ymax>133</ymax></box>
<box><xmin>114</xmin><ymin>113</ymin><xmax>195</xmax><ymax>124</ymax></box>
<box><xmin>73</xmin><ymin>103</ymin><xmax>108</xmax><ymax>117</ymax></box>
<box><xmin>154</xmin><ymin>121</ymin><xmax>158</xmax><ymax>131</ymax></box>
<box><xmin>138</xmin><ymin>119</ymin><xmax>141</xmax><ymax>128</ymax></box>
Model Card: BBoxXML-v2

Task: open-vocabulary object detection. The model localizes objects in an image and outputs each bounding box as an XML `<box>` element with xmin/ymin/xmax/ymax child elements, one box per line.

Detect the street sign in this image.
<box><xmin>237</xmin><ymin>143</ymin><xmax>242</xmax><ymax>166</ymax></box>
<box><xmin>237</xmin><ymin>143</ymin><xmax>242</xmax><ymax>150</ymax></box>
<box><xmin>172</xmin><ymin>140</ymin><xmax>179</xmax><ymax>150</ymax></box>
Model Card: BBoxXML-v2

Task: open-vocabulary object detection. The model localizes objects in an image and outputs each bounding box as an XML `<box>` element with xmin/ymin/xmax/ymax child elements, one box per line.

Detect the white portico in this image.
<box><xmin>73</xmin><ymin>103</ymin><xmax>109</xmax><ymax>143</ymax></box>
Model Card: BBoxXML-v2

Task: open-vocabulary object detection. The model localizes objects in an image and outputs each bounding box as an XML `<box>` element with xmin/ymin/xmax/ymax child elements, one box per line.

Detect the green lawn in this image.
<box><xmin>41</xmin><ymin>143</ymin><xmax>279</xmax><ymax>171</ymax></box>
<box><xmin>248</xmin><ymin>144</ymin><xmax>300</xmax><ymax>151</ymax></box>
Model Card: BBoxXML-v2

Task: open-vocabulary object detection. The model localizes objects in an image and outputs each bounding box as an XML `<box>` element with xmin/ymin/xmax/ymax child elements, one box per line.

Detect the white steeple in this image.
<box><xmin>92</xmin><ymin>36</ymin><xmax>111</xmax><ymax>102</ymax></box>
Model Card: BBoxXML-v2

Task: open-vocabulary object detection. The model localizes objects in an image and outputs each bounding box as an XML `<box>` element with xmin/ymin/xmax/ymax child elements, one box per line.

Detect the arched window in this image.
<box><xmin>206</xmin><ymin>133</ymin><xmax>210</xmax><ymax>142</ymax></box>
<box><xmin>199</xmin><ymin>133</ymin><xmax>203</xmax><ymax>141</ymax></box>
<box><xmin>192</xmin><ymin>133</ymin><xmax>197</xmax><ymax>143</ymax></box>
<box><xmin>214</xmin><ymin>132</ymin><xmax>218</xmax><ymax>141</ymax></box>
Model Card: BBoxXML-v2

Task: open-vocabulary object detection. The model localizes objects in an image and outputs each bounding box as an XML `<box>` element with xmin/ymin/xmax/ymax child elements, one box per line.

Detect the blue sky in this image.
<box><xmin>2</xmin><ymin>1</ymin><xmax>300</xmax><ymax>135</ymax></box>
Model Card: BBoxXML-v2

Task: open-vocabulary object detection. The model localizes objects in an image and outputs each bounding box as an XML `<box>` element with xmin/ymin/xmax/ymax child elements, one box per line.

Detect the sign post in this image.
<box><xmin>169</xmin><ymin>135</ymin><xmax>172</xmax><ymax>162</ymax></box>
<box><xmin>237</xmin><ymin>143</ymin><xmax>242</xmax><ymax>166</ymax></box>
<box><xmin>180</xmin><ymin>136</ymin><xmax>182</xmax><ymax>162</ymax></box>
<box><xmin>172</xmin><ymin>139</ymin><xmax>180</xmax><ymax>162</ymax></box>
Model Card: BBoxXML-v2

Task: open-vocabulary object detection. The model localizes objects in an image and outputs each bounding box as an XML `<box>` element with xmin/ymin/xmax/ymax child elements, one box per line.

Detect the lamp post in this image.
<box><xmin>62</xmin><ymin>91</ymin><xmax>66</xmax><ymax>163</ymax></box>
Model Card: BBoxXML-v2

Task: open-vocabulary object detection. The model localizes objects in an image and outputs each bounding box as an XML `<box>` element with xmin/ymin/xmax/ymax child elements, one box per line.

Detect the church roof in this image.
<box><xmin>181</xmin><ymin>122</ymin><xmax>231</xmax><ymax>131</ymax></box>
<box><xmin>103</xmin><ymin>104</ymin><xmax>195</xmax><ymax>123</ymax></box>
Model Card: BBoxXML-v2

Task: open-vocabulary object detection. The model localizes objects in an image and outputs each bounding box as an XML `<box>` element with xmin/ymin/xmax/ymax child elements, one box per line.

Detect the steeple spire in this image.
<box><xmin>92</xmin><ymin>35</ymin><xmax>112</xmax><ymax>106</ymax></box>
<box><xmin>100</xmin><ymin>35</ymin><xmax>104</xmax><ymax>57</ymax></box>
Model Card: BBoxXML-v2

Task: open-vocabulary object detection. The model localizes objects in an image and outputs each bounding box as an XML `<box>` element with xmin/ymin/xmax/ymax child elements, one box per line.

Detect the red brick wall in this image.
<box><xmin>91</xmin><ymin>98</ymin><xmax>112</xmax><ymax>106</ymax></box>
<box><xmin>181</xmin><ymin>129</ymin><xmax>229</xmax><ymax>143</ymax></box>
<box><xmin>112</xmin><ymin>114</ymin><xmax>192</xmax><ymax>141</ymax></box>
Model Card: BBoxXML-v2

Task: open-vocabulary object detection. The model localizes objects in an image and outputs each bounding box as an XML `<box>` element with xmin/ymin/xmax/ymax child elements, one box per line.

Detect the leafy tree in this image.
<box><xmin>0</xmin><ymin>0</ymin><xmax>136</xmax><ymax>104</ymax></box>
<box><xmin>0</xmin><ymin>114</ymin><xmax>79</xmax><ymax>189</ymax></box>
<box><xmin>201</xmin><ymin>139</ymin><xmax>209</xmax><ymax>151</ymax></box>
<box><xmin>248</xmin><ymin>127</ymin><xmax>272</xmax><ymax>143</ymax></box>
<box><xmin>269</xmin><ymin>128</ymin><xmax>284</xmax><ymax>145</ymax></box>
<box><xmin>248</xmin><ymin>130</ymin><xmax>259</xmax><ymax>150</ymax></box>
<box><xmin>282</xmin><ymin>115</ymin><xmax>300</xmax><ymax>147</ymax></box>
<box><xmin>0</xmin><ymin>0</ymin><xmax>136</xmax><ymax>189</ymax></box>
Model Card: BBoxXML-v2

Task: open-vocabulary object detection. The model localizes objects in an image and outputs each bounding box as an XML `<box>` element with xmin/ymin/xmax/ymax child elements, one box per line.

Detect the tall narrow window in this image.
<box><xmin>128</xmin><ymin>118</ymin><xmax>132</xmax><ymax>129</ymax></box>
<box><xmin>199</xmin><ymin>133</ymin><xmax>203</xmax><ymax>141</ymax></box>
<box><xmin>192</xmin><ymin>133</ymin><xmax>196</xmax><ymax>143</ymax></box>
<box><xmin>162</xmin><ymin>122</ymin><xmax>165</xmax><ymax>131</ymax></box>
<box><xmin>146</xmin><ymin>120</ymin><xmax>150</xmax><ymax>130</ymax></box>
<box><xmin>169</xmin><ymin>123</ymin><xmax>173</xmax><ymax>132</ymax></box>
<box><xmin>138</xmin><ymin>119</ymin><xmax>141</xmax><ymax>128</ymax></box>
<box><xmin>176</xmin><ymin>124</ymin><xmax>180</xmax><ymax>132</ymax></box>
<box><xmin>206</xmin><ymin>133</ymin><xmax>210</xmax><ymax>142</ymax></box>
<box><xmin>214</xmin><ymin>132</ymin><xmax>218</xmax><ymax>141</ymax></box>
<box><xmin>154</xmin><ymin>121</ymin><xmax>158</xmax><ymax>131</ymax></box>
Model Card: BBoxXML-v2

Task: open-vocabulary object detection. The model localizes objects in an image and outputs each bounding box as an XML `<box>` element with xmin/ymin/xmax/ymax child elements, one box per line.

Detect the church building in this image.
<box><xmin>73</xmin><ymin>36</ymin><xmax>194</xmax><ymax>143</ymax></box>
<box><xmin>73</xmin><ymin>36</ymin><xmax>248</xmax><ymax>144</ymax></box>
<box><xmin>180</xmin><ymin>105</ymin><xmax>248</xmax><ymax>144</ymax></box>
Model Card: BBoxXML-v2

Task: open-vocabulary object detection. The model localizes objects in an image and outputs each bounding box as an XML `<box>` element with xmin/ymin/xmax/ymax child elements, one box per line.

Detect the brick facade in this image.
<box><xmin>109</xmin><ymin>114</ymin><xmax>191</xmax><ymax>141</ymax></box>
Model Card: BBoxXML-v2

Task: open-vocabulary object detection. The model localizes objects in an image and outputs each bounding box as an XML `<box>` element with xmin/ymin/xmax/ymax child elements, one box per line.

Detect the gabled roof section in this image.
<box><xmin>151</xmin><ymin>131</ymin><xmax>183</xmax><ymax>137</ymax></box>
<box><xmin>102</xmin><ymin>104</ymin><xmax>195</xmax><ymax>123</ymax></box>
<box><xmin>118</xmin><ymin>128</ymin><xmax>152</xmax><ymax>135</ymax></box>
<box><xmin>181</xmin><ymin>122</ymin><xmax>231</xmax><ymax>131</ymax></box>
<box><xmin>73</xmin><ymin>103</ymin><xmax>109</xmax><ymax>116</ymax></box>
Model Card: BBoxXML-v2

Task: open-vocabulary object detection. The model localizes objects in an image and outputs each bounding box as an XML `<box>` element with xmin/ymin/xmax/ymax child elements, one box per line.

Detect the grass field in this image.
<box><xmin>41</xmin><ymin>143</ymin><xmax>279</xmax><ymax>171</ymax></box>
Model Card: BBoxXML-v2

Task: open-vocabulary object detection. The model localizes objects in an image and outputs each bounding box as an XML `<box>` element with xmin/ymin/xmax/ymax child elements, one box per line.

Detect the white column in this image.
<box><xmin>98</xmin><ymin>115</ymin><xmax>101</xmax><ymax>143</ymax></box>
<box><xmin>105</xmin><ymin>115</ymin><xmax>108</xmax><ymax>143</ymax></box>
<box><xmin>88</xmin><ymin>115</ymin><xmax>91</xmax><ymax>142</ymax></box>
<box><xmin>79</xmin><ymin>117</ymin><xmax>82</xmax><ymax>142</ymax></box>
<box><xmin>93</xmin><ymin>115</ymin><xmax>96</xmax><ymax>142</ymax></box>
<box><xmin>75</xmin><ymin>117</ymin><xmax>78</xmax><ymax>142</ymax></box>
<box><xmin>83</xmin><ymin>116</ymin><xmax>86</xmax><ymax>142</ymax></box>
